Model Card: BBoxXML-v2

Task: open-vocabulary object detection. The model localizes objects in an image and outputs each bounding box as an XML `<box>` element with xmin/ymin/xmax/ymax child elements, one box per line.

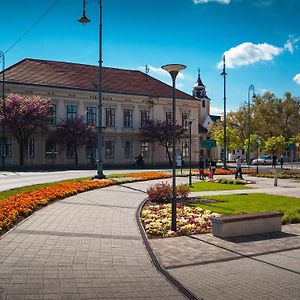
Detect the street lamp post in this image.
<box><xmin>161</xmin><ymin>64</ymin><xmax>186</xmax><ymax>232</ymax></box>
<box><xmin>253</xmin><ymin>133</ymin><xmax>260</xmax><ymax>173</ymax></box>
<box><xmin>0</xmin><ymin>50</ymin><xmax>5</xmax><ymax>170</ymax></box>
<box><xmin>220</xmin><ymin>55</ymin><xmax>227</xmax><ymax>168</ymax></box>
<box><xmin>79</xmin><ymin>0</ymin><xmax>105</xmax><ymax>179</ymax></box>
<box><xmin>247</xmin><ymin>84</ymin><xmax>255</xmax><ymax>168</ymax></box>
<box><xmin>188</xmin><ymin>119</ymin><xmax>193</xmax><ymax>186</ymax></box>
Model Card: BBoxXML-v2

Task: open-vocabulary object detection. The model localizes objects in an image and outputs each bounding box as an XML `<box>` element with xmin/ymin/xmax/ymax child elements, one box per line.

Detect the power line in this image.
<box><xmin>4</xmin><ymin>0</ymin><xmax>60</xmax><ymax>54</ymax></box>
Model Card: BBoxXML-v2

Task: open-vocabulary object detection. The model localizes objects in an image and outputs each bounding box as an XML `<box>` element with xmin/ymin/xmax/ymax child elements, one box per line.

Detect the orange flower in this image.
<box><xmin>0</xmin><ymin>179</ymin><xmax>114</xmax><ymax>233</ymax></box>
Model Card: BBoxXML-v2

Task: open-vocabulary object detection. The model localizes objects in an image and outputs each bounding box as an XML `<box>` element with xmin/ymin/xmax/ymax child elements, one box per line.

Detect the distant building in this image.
<box><xmin>192</xmin><ymin>69</ymin><xmax>220</xmax><ymax>160</ymax></box>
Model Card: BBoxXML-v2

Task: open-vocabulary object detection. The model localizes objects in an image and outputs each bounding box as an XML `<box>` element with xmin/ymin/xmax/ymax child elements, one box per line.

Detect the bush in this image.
<box><xmin>146</xmin><ymin>182</ymin><xmax>190</xmax><ymax>203</ymax></box>
<box><xmin>216</xmin><ymin>178</ymin><xmax>245</xmax><ymax>185</ymax></box>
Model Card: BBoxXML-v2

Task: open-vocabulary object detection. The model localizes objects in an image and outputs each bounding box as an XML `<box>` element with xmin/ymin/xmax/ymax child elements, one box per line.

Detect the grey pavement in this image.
<box><xmin>0</xmin><ymin>169</ymin><xmax>158</xmax><ymax>192</ymax></box>
<box><xmin>0</xmin><ymin>175</ymin><xmax>300</xmax><ymax>299</ymax></box>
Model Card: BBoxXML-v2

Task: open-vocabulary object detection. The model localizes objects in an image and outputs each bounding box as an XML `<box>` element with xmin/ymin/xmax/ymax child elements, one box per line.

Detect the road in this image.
<box><xmin>0</xmin><ymin>162</ymin><xmax>299</xmax><ymax>192</ymax></box>
<box><xmin>0</xmin><ymin>169</ymin><xmax>151</xmax><ymax>192</ymax></box>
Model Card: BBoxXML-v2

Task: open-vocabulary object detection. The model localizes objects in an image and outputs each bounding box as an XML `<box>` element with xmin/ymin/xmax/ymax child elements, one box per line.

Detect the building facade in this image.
<box><xmin>0</xmin><ymin>59</ymin><xmax>217</xmax><ymax>168</ymax></box>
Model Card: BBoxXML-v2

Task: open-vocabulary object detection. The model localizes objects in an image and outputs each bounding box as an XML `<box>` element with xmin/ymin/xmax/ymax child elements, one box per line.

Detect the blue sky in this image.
<box><xmin>1</xmin><ymin>0</ymin><xmax>300</xmax><ymax>115</ymax></box>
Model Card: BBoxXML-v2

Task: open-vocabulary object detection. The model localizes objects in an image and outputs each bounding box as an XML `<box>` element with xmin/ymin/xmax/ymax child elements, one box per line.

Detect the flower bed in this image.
<box><xmin>0</xmin><ymin>171</ymin><xmax>173</xmax><ymax>235</ymax></box>
<box><xmin>141</xmin><ymin>203</ymin><xmax>221</xmax><ymax>237</ymax></box>
<box><xmin>0</xmin><ymin>179</ymin><xmax>114</xmax><ymax>233</ymax></box>
<box><xmin>123</xmin><ymin>171</ymin><xmax>171</xmax><ymax>180</ymax></box>
<box><xmin>193</xmin><ymin>168</ymin><xmax>256</xmax><ymax>176</ymax></box>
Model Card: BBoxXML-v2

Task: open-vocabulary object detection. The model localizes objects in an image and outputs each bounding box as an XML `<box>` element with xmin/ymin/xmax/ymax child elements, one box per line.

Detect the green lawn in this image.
<box><xmin>189</xmin><ymin>181</ymin><xmax>250</xmax><ymax>192</ymax></box>
<box><xmin>191</xmin><ymin>193</ymin><xmax>300</xmax><ymax>224</ymax></box>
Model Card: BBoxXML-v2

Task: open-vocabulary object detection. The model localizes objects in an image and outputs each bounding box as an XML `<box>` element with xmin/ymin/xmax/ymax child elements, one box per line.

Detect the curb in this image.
<box><xmin>136</xmin><ymin>198</ymin><xmax>200</xmax><ymax>300</ymax></box>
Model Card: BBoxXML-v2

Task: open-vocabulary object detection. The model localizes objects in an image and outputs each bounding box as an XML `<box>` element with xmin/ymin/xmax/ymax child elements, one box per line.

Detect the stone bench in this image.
<box><xmin>212</xmin><ymin>212</ymin><xmax>284</xmax><ymax>238</ymax></box>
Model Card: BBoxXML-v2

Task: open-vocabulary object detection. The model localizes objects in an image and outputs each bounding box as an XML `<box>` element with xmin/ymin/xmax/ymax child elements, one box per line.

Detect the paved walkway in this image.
<box><xmin>0</xmin><ymin>176</ymin><xmax>299</xmax><ymax>299</ymax></box>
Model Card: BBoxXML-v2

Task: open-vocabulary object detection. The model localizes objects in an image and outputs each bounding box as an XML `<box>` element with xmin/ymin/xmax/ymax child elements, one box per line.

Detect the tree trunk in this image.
<box><xmin>165</xmin><ymin>147</ymin><xmax>173</xmax><ymax>166</ymax></box>
<box><xmin>19</xmin><ymin>141</ymin><xmax>24</xmax><ymax>165</ymax></box>
<box><xmin>75</xmin><ymin>146</ymin><xmax>78</xmax><ymax>165</ymax></box>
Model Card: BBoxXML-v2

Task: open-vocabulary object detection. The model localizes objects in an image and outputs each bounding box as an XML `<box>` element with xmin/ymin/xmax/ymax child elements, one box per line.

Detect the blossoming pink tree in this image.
<box><xmin>142</xmin><ymin>120</ymin><xmax>186</xmax><ymax>165</ymax></box>
<box><xmin>1</xmin><ymin>94</ymin><xmax>51</xmax><ymax>165</ymax></box>
<box><xmin>51</xmin><ymin>116</ymin><xmax>96</xmax><ymax>165</ymax></box>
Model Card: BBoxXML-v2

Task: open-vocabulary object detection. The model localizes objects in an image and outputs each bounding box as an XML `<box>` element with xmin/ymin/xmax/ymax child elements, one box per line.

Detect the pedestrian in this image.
<box><xmin>198</xmin><ymin>157</ymin><xmax>205</xmax><ymax>180</ymax></box>
<box><xmin>272</xmin><ymin>154</ymin><xmax>277</xmax><ymax>168</ymax></box>
<box><xmin>280</xmin><ymin>155</ymin><xmax>284</xmax><ymax>169</ymax></box>
<box><xmin>210</xmin><ymin>159</ymin><xmax>217</xmax><ymax>176</ymax></box>
<box><xmin>235</xmin><ymin>156</ymin><xmax>244</xmax><ymax>180</ymax></box>
<box><xmin>208</xmin><ymin>159</ymin><xmax>214</xmax><ymax>180</ymax></box>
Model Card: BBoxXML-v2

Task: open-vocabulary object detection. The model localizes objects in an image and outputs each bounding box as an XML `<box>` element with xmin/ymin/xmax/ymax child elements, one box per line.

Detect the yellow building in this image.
<box><xmin>1</xmin><ymin>58</ymin><xmax>215</xmax><ymax>168</ymax></box>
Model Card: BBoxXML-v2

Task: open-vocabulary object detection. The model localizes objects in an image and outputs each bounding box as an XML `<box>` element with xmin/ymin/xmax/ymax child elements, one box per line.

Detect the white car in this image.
<box><xmin>252</xmin><ymin>155</ymin><xmax>273</xmax><ymax>165</ymax></box>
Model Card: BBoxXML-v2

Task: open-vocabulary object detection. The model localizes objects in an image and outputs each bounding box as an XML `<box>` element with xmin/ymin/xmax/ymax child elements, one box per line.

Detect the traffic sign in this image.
<box><xmin>202</xmin><ymin>139</ymin><xmax>216</xmax><ymax>148</ymax></box>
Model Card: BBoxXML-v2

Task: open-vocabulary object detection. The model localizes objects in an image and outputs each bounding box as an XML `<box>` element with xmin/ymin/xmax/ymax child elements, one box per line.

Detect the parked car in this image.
<box><xmin>252</xmin><ymin>155</ymin><xmax>273</xmax><ymax>165</ymax></box>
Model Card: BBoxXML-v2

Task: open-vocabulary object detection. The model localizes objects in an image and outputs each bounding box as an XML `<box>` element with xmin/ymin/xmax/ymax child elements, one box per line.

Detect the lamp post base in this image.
<box><xmin>94</xmin><ymin>174</ymin><xmax>106</xmax><ymax>179</ymax></box>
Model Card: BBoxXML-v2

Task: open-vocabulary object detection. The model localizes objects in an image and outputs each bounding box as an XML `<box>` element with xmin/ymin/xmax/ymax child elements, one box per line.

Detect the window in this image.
<box><xmin>166</xmin><ymin>112</ymin><xmax>172</xmax><ymax>124</ymax></box>
<box><xmin>67</xmin><ymin>105</ymin><xmax>77</xmax><ymax>120</ymax></box>
<box><xmin>140</xmin><ymin>110</ymin><xmax>149</xmax><ymax>128</ymax></box>
<box><xmin>66</xmin><ymin>144</ymin><xmax>75</xmax><ymax>159</ymax></box>
<box><xmin>86</xmin><ymin>107</ymin><xmax>96</xmax><ymax>126</ymax></box>
<box><xmin>49</xmin><ymin>104</ymin><xmax>56</xmax><ymax>124</ymax></box>
<box><xmin>106</xmin><ymin>108</ymin><xmax>115</xmax><ymax>127</ymax></box>
<box><xmin>24</xmin><ymin>139</ymin><xmax>35</xmax><ymax>157</ymax></box>
<box><xmin>182</xmin><ymin>141</ymin><xmax>189</xmax><ymax>158</ymax></box>
<box><xmin>124</xmin><ymin>109</ymin><xmax>133</xmax><ymax>128</ymax></box>
<box><xmin>202</xmin><ymin>100</ymin><xmax>206</xmax><ymax>108</ymax></box>
<box><xmin>124</xmin><ymin>140</ymin><xmax>132</xmax><ymax>158</ymax></box>
<box><xmin>0</xmin><ymin>137</ymin><xmax>11</xmax><ymax>157</ymax></box>
<box><xmin>86</xmin><ymin>145</ymin><xmax>96</xmax><ymax>164</ymax></box>
<box><xmin>182</xmin><ymin>113</ymin><xmax>189</xmax><ymax>129</ymax></box>
<box><xmin>105</xmin><ymin>141</ymin><xmax>115</xmax><ymax>159</ymax></box>
<box><xmin>141</xmin><ymin>141</ymin><xmax>149</xmax><ymax>158</ymax></box>
<box><xmin>45</xmin><ymin>140</ymin><xmax>57</xmax><ymax>157</ymax></box>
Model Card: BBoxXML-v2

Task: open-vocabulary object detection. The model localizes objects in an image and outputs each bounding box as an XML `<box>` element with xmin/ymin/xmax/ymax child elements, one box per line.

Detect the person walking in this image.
<box><xmin>198</xmin><ymin>157</ymin><xmax>205</xmax><ymax>180</ymax></box>
<box><xmin>280</xmin><ymin>155</ymin><xmax>284</xmax><ymax>169</ymax></box>
<box><xmin>208</xmin><ymin>159</ymin><xmax>213</xmax><ymax>179</ymax></box>
<box><xmin>210</xmin><ymin>159</ymin><xmax>217</xmax><ymax>176</ymax></box>
<box><xmin>235</xmin><ymin>156</ymin><xmax>243</xmax><ymax>180</ymax></box>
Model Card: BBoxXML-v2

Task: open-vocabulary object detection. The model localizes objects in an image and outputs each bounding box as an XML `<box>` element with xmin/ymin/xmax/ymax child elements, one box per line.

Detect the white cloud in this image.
<box><xmin>284</xmin><ymin>35</ymin><xmax>300</xmax><ymax>54</ymax></box>
<box><xmin>138</xmin><ymin>65</ymin><xmax>185</xmax><ymax>79</ymax></box>
<box><xmin>217</xmin><ymin>42</ymin><xmax>282</xmax><ymax>69</ymax></box>
<box><xmin>293</xmin><ymin>73</ymin><xmax>300</xmax><ymax>85</ymax></box>
<box><xmin>193</xmin><ymin>0</ymin><xmax>230</xmax><ymax>4</ymax></box>
<box><xmin>217</xmin><ymin>36</ymin><xmax>299</xmax><ymax>69</ymax></box>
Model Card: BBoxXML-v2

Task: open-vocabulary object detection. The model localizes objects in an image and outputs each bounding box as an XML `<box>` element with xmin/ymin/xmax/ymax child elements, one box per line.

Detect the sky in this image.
<box><xmin>1</xmin><ymin>0</ymin><xmax>300</xmax><ymax>115</ymax></box>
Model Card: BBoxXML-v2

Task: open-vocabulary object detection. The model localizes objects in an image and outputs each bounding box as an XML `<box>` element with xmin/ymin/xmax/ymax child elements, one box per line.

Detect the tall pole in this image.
<box><xmin>189</xmin><ymin>120</ymin><xmax>192</xmax><ymax>186</ymax></box>
<box><xmin>0</xmin><ymin>50</ymin><xmax>5</xmax><ymax>170</ymax></box>
<box><xmin>161</xmin><ymin>64</ymin><xmax>186</xmax><ymax>232</ymax></box>
<box><xmin>247</xmin><ymin>85</ymin><xmax>254</xmax><ymax>168</ymax></box>
<box><xmin>221</xmin><ymin>55</ymin><xmax>227</xmax><ymax>168</ymax></box>
<box><xmin>78</xmin><ymin>0</ymin><xmax>104</xmax><ymax>178</ymax></box>
<box><xmin>97</xmin><ymin>0</ymin><xmax>104</xmax><ymax>178</ymax></box>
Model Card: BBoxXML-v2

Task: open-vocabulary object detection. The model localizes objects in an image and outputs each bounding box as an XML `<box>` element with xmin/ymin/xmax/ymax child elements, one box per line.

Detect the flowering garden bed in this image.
<box><xmin>193</xmin><ymin>168</ymin><xmax>256</xmax><ymax>176</ymax></box>
<box><xmin>0</xmin><ymin>171</ymin><xmax>170</xmax><ymax>235</ymax></box>
<box><xmin>141</xmin><ymin>203</ymin><xmax>221</xmax><ymax>238</ymax></box>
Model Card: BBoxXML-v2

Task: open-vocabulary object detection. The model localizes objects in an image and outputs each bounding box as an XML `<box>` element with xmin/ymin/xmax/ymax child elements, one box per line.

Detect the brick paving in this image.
<box><xmin>0</xmin><ymin>175</ymin><xmax>300</xmax><ymax>299</ymax></box>
<box><xmin>0</xmin><ymin>182</ymin><xmax>185</xmax><ymax>300</ymax></box>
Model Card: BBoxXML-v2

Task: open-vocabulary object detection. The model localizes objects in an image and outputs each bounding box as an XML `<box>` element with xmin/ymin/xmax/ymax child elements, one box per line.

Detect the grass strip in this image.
<box><xmin>191</xmin><ymin>193</ymin><xmax>300</xmax><ymax>224</ymax></box>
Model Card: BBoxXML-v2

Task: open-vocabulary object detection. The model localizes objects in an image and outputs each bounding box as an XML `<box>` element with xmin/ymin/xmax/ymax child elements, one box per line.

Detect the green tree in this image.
<box><xmin>264</xmin><ymin>136</ymin><xmax>286</xmax><ymax>155</ymax></box>
<box><xmin>211</xmin><ymin>127</ymin><xmax>241</xmax><ymax>153</ymax></box>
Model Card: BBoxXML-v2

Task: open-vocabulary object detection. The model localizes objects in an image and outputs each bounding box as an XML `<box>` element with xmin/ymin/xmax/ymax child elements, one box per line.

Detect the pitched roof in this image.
<box><xmin>2</xmin><ymin>58</ymin><xmax>195</xmax><ymax>100</ymax></box>
<box><xmin>209</xmin><ymin>115</ymin><xmax>221</xmax><ymax>122</ymax></box>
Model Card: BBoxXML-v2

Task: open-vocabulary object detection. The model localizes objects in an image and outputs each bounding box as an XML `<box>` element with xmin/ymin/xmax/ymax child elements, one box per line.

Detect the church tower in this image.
<box><xmin>193</xmin><ymin>69</ymin><xmax>210</xmax><ymax>125</ymax></box>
